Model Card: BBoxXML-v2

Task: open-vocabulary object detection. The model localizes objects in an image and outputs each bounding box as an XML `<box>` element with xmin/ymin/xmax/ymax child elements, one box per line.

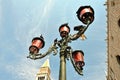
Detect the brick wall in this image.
<box><xmin>107</xmin><ymin>0</ymin><xmax>120</xmax><ymax>80</ymax></box>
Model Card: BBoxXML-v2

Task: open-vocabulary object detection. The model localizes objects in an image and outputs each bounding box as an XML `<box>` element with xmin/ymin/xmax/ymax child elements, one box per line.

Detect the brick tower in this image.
<box><xmin>106</xmin><ymin>0</ymin><xmax>120</xmax><ymax>80</ymax></box>
<box><xmin>36</xmin><ymin>59</ymin><xmax>51</xmax><ymax>80</ymax></box>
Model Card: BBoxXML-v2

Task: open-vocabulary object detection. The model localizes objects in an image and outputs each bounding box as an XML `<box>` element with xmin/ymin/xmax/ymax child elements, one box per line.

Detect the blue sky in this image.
<box><xmin>0</xmin><ymin>0</ymin><xmax>107</xmax><ymax>80</ymax></box>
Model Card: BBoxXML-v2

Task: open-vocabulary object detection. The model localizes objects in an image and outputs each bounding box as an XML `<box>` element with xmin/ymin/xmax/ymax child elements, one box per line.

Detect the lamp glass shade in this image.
<box><xmin>32</xmin><ymin>39</ymin><xmax>44</xmax><ymax>49</ymax></box>
<box><xmin>77</xmin><ymin>6</ymin><xmax>94</xmax><ymax>24</ymax></box>
<box><xmin>72</xmin><ymin>50</ymin><xmax>84</xmax><ymax>62</ymax></box>
<box><xmin>59</xmin><ymin>24</ymin><xmax>70</xmax><ymax>38</ymax></box>
<box><xmin>72</xmin><ymin>50</ymin><xmax>85</xmax><ymax>69</ymax></box>
<box><xmin>29</xmin><ymin>36</ymin><xmax>45</xmax><ymax>54</ymax></box>
<box><xmin>59</xmin><ymin>26</ymin><xmax>70</xmax><ymax>33</ymax></box>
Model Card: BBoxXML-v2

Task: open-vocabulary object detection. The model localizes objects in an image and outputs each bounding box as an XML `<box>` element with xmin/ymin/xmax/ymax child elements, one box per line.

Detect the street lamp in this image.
<box><xmin>27</xmin><ymin>5</ymin><xmax>94</xmax><ymax>80</ymax></box>
<box><xmin>76</xmin><ymin>5</ymin><xmax>94</xmax><ymax>25</ymax></box>
<box><xmin>29</xmin><ymin>35</ymin><xmax>45</xmax><ymax>54</ymax></box>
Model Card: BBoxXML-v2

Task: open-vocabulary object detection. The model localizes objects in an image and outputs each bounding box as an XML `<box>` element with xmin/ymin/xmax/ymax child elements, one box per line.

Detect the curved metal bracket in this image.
<box><xmin>70</xmin><ymin>23</ymin><xmax>90</xmax><ymax>41</ymax></box>
<box><xmin>27</xmin><ymin>42</ymin><xmax>58</xmax><ymax>60</ymax></box>
<box><xmin>69</xmin><ymin>49</ymin><xmax>84</xmax><ymax>75</ymax></box>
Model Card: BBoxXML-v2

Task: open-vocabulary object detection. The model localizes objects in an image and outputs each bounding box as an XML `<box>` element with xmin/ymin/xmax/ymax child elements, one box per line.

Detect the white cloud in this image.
<box><xmin>13</xmin><ymin>0</ymin><xmax>55</xmax><ymax>48</ymax></box>
<box><xmin>6</xmin><ymin>56</ymin><xmax>41</xmax><ymax>80</ymax></box>
<box><xmin>0</xmin><ymin>0</ymin><xmax>3</xmax><ymax>36</ymax></box>
<box><xmin>28</xmin><ymin>0</ymin><xmax>55</xmax><ymax>36</ymax></box>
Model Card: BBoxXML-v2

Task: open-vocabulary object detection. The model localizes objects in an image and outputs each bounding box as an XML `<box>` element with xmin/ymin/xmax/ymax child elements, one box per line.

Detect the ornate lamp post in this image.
<box><xmin>27</xmin><ymin>5</ymin><xmax>94</xmax><ymax>80</ymax></box>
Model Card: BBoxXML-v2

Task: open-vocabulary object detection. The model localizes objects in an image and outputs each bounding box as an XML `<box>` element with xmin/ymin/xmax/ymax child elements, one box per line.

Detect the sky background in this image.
<box><xmin>0</xmin><ymin>0</ymin><xmax>107</xmax><ymax>80</ymax></box>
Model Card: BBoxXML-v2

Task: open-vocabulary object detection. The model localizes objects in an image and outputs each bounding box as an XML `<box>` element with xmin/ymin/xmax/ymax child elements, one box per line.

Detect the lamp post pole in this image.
<box><xmin>58</xmin><ymin>35</ymin><xmax>70</xmax><ymax>80</ymax></box>
<box><xmin>27</xmin><ymin>5</ymin><xmax>94</xmax><ymax>80</ymax></box>
<box><xmin>59</xmin><ymin>51</ymin><xmax>66</xmax><ymax>80</ymax></box>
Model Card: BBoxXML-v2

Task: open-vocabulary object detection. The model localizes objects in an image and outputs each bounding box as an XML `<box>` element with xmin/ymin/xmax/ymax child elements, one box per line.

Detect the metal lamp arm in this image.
<box><xmin>70</xmin><ymin>24</ymin><xmax>90</xmax><ymax>40</ymax></box>
<box><xmin>81</xmin><ymin>23</ymin><xmax>90</xmax><ymax>34</ymax></box>
<box><xmin>27</xmin><ymin>41</ymin><xmax>58</xmax><ymax>60</ymax></box>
